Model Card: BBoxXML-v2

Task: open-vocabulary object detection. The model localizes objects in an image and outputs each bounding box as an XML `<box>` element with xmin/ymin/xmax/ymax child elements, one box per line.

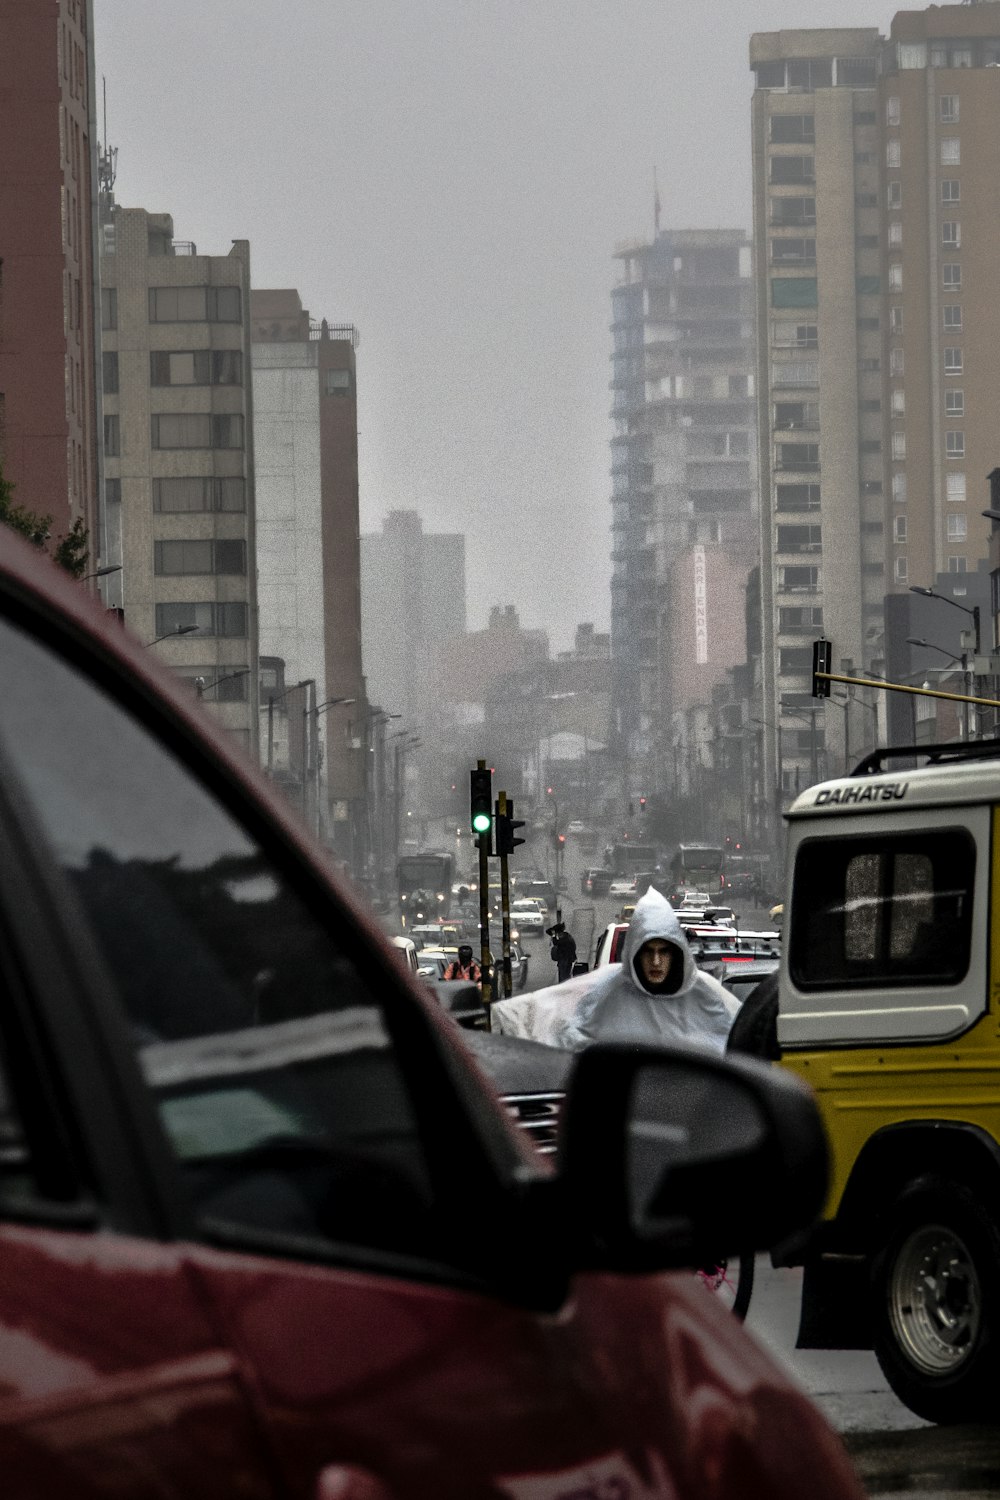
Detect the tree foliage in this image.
<box><xmin>0</xmin><ymin>459</ymin><xmax>90</xmax><ymax>577</ymax></box>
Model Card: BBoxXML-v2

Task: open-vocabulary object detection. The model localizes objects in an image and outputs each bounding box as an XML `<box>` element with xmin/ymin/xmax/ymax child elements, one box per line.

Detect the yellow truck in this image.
<box><xmin>777</xmin><ymin>743</ymin><xmax>1000</xmax><ymax>1423</ymax></box>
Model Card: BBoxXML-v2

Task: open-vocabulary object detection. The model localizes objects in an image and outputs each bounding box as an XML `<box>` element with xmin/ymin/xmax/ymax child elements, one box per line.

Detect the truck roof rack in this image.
<box><xmin>851</xmin><ymin>737</ymin><xmax>1000</xmax><ymax>777</ymax></box>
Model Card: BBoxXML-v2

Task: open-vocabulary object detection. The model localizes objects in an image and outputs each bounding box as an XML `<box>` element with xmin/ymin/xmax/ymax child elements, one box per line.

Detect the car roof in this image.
<box><xmin>786</xmin><ymin>756</ymin><xmax>1000</xmax><ymax>818</ymax></box>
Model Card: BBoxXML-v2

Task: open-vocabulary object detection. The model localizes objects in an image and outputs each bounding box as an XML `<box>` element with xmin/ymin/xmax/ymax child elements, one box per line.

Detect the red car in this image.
<box><xmin>0</xmin><ymin>535</ymin><xmax>862</xmax><ymax>1500</ymax></box>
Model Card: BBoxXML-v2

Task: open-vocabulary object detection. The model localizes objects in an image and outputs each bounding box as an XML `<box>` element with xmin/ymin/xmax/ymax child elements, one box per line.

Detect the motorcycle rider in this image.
<box><xmin>443</xmin><ymin>943</ymin><xmax>482</xmax><ymax>985</ymax></box>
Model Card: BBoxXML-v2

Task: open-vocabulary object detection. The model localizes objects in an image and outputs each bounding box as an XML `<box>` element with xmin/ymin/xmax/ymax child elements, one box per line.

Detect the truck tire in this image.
<box><xmin>871</xmin><ymin>1177</ymin><xmax>1000</xmax><ymax>1424</ymax></box>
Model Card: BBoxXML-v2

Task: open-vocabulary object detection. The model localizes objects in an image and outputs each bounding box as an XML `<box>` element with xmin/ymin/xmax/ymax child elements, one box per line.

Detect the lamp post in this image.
<box><xmin>909</xmin><ymin>584</ymin><xmax>980</xmax><ymax>655</ymax></box>
<box><xmin>146</xmin><ymin>623</ymin><xmax>200</xmax><ymax>647</ymax></box>
<box><xmin>779</xmin><ymin>701</ymin><xmax>821</xmax><ymax>785</ymax></box>
<box><xmin>82</xmin><ymin>563</ymin><xmax>123</xmax><ymax>582</ymax></box>
<box><xmin>264</xmin><ymin>678</ymin><xmax>310</xmax><ymax>774</ymax></box>
<box><xmin>302</xmin><ymin>697</ymin><xmax>356</xmax><ymax>840</ymax></box>
<box><xmin>195</xmin><ymin>667</ymin><xmax>251</xmax><ymax>700</ymax></box>
<box><xmin>906</xmin><ymin>636</ymin><xmax>970</xmax><ymax>740</ymax></box>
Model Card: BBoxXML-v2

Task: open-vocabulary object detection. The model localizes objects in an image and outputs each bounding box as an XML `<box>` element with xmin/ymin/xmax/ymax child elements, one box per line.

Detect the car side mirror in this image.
<box><xmin>558</xmin><ymin>1043</ymin><xmax>827</xmax><ymax>1274</ymax></box>
<box><xmin>571</xmin><ymin>960</ymin><xmax>589</xmax><ymax>976</ymax></box>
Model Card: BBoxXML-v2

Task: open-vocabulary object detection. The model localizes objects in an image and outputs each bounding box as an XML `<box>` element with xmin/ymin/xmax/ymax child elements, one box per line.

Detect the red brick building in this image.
<box><xmin>0</xmin><ymin>0</ymin><xmax>101</xmax><ymax>557</ymax></box>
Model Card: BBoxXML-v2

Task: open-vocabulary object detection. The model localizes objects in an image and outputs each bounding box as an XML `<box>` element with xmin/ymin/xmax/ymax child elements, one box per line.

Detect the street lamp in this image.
<box><xmin>909</xmin><ymin>584</ymin><xmax>981</xmax><ymax>655</ymax></box>
<box><xmin>306</xmin><ymin>695</ymin><xmax>356</xmax><ymax>718</ymax></box>
<box><xmin>778</xmin><ymin>701</ymin><xmax>822</xmax><ymax>785</ymax></box>
<box><xmin>906</xmin><ymin>636</ymin><xmax>971</xmax><ymax>740</ymax></box>
<box><xmin>82</xmin><ymin>563</ymin><xmax>123</xmax><ymax>582</ymax></box>
<box><xmin>195</xmin><ymin>667</ymin><xmax>250</xmax><ymax>700</ymax></box>
<box><xmin>263</xmin><ymin>678</ymin><xmax>310</xmax><ymax>773</ymax></box>
<box><xmin>146</xmin><ymin>623</ymin><xmax>200</xmax><ymax>646</ymax></box>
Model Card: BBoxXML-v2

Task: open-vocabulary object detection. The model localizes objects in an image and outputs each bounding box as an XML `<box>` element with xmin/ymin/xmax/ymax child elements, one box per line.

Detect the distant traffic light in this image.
<box><xmin>812</xmin><ymin>637</ymin><xmax>832</xmax><ymax>698</ymax></box>
<box><xmin>546</xmin><ymin>786</ymin><xmax>554</xmax><ymax>796</ymax></box>
<box><xmin>639</xmin><ymin>796</ymin><xmax>647</xmax><ymax>812</ymax></box>
<box><xmin>470</xmin><ymin>765</ymin><xmax>493</xmax><ymax>836</ymax></box>
<box><xmin>495</xmin><ymin>798</ymin><xmax>525</xmax><ymax>855</ymax></box>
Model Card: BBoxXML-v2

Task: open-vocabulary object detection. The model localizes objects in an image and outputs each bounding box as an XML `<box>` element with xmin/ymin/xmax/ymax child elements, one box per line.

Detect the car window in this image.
<box><xmin>0</xmin><ymin>614</ymin><xmax>446</xmax><ymax>1268</ymax></box>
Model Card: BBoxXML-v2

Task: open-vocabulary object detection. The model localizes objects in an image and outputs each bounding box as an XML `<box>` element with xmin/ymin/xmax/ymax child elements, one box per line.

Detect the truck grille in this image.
<box><xmin>502</xmin><ymin>1091</ymin><xmax>564</xmax><ymax>1154</ymax></box>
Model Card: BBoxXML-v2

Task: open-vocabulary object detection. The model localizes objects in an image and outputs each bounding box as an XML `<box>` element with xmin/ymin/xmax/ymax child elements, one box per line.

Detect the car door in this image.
<box><xmin>0</xmin><ymin>728</ymin><xmax>277</xmax><ymax>1493</ymax></box>
<box><xmin>0</xmin><ymin>597</ymin><xmax>648</xmax><ymax>1499</ymax></box>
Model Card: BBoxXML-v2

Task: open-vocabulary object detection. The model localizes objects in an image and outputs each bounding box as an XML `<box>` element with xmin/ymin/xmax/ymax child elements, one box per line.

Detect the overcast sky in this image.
<box><xmin>94</xmin><ymin>0</ymin><xmax>894</xmax><ymax>651</ymax></box>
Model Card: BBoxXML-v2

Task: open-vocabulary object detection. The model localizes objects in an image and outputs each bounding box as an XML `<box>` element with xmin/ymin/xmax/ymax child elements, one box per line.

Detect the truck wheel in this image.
<box><xmin>872</xmin><ymin>1178</ymin><xmax>1000</xmax><ymax>1424</ymax></box>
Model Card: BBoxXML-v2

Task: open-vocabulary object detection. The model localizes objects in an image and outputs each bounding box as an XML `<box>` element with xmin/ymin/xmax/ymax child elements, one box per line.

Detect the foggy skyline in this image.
<box><xmin>94</xmin><ymin>0</ymin><xmax>896</xmax><ymax>651</ymax></box>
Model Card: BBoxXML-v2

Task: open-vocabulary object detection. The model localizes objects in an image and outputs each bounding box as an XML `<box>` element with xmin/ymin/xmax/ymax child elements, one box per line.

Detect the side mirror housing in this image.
<box><xmin>558</xmin><ymin>1043</ymin><xmax>828</xmax><ymax>1274</ymax></box>
<box><xmin>571</xmin><ymin>960</ymin><xmax>590</xmax><ymax>976</ymax></box>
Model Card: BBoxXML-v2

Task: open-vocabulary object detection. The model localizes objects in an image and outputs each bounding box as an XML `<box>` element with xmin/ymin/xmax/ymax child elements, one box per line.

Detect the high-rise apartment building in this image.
<box><xmin>0</xmin><ymin>0</ymin><xmax>102</xmax><ymax>557</ymax></box>
<box><xmin>879</xmin><ymin>5</ymin><xmax>1000</xmax><ymax>600</ymax></box>
<box><xmin>100</xmin><ymin>207</ymin><xmax>259</xmax><ymax>754</ymax></box>
<box><xmin>750</xmin><ymin>29</ymin><xmax>885</xmax><ymax>801</ymax></box>
<box><xmin>251</xmin><ymin>289</ymin><xmax>368</xmax><ymax>863</ymax></box>
<box><xmin>609</xmin><ymin>230</ymin><xmax>757</xmax><ymax>804</ymax></box>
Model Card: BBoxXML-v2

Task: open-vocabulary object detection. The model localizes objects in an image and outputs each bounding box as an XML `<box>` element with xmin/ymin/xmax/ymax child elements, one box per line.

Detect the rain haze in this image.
<box><xmin>94</xmin><ymin>0</ymin><xmax>894</xmax><ymax>648</ymax></box>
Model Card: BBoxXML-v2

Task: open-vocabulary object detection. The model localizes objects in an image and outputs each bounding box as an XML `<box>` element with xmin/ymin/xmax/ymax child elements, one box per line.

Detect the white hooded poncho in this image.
<box><xmin>492</xmin><ymin>887</ymin><xmax>739</xmax><ymax>1053</ymax></box>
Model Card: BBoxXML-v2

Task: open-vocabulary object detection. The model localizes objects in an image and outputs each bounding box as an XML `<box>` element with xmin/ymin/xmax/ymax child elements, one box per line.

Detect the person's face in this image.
<box><xmin>637</xmin><ymin>938</ymin><xmax>675</xmax><ymax>988</ymax></box>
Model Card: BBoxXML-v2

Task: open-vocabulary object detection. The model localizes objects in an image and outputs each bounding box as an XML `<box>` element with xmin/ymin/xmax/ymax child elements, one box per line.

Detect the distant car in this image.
<box><xmin>391</xmin><ymin>935</ymin><xmax>419</xmax><ymax>975</ymax></box>
<box><xmin>581</xmin><ymin>866</ymin><xmax>613</xmax><ymax>896</ymax></box>
<box><xmin>593</xmin><ymin>921</ymin><xmax>628</xmax><ymax>968</ymax></box>
<box><xmin>511</xmin><ymin>901</ymin><xmax>546</xmax><ymax>936</ymax></box>
<box><xmin>526</xmin><ymin>879</ymin><xmax>558</xmax><ymax>908</ymax></box>
<box><xmin>717</xmin><ymin>962</ymin><xmax>781</xmax><ymax>1007</ymax></box>
<box><xmin>609</xmin><ymin>875</ymin><xmax>638</xmax><ymax>897</ymax></box>
<box><xmin>567</xmin><ymin>819</ymin><xmax>588</xmax><ymax>835</ymax></box>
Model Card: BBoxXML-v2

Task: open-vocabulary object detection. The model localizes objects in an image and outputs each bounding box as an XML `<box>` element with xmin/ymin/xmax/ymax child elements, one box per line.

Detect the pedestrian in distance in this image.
<box><xmin>548</xmin><ymin>922</ymin><xmax>578</xmax><ymax>983</ymax></box>
<box><xmin>443</xmin><ymin>943</ymin><xmax>482</xmax><ymax>985</ymax></box>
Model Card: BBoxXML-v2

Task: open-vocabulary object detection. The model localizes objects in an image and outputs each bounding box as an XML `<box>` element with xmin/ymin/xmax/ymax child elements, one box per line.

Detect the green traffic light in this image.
<box><xmin>472</xmin><ymin>812</ymin><xmax>491</xmax><ymax>833</ymax></box>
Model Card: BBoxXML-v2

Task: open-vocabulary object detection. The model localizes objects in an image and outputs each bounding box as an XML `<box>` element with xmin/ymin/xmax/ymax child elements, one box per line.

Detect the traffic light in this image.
<box><xmin>495</xmin><ymin>798</ymin><xmax>525</xmax><ymax>855</ymax></box>
<box><xmin>812</xmin><ymin>637</ymin><xmax>832</xmax><ymax>698</ymax></box>
<box><xmin>470</xmin><ymin>765</ymin><xmax>493</xmax><ymax>836</ymax></box>
<box><xmin>639</xmin><ymin>796</ymin><xmax>647</xmax><ymax>813</ymax></box>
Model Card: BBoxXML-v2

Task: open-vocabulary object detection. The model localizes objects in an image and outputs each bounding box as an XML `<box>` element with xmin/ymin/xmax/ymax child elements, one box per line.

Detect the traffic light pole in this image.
<box><xmin>477</xmin><ymin>829</ymin><xmax>492</xmax><ymax>1015</ymax></box>
<box><xmin>497</xmin><ymin>790</ymin><xmax>513</xmax><ymax>999</ymax></box>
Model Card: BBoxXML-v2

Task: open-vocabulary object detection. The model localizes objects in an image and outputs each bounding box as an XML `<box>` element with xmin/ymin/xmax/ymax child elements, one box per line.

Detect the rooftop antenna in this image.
<box><xmin>98</xmin><ymin>76</ymin><xmax>118</xmax><ymax>205</ymax></box>
<box><xmin>653</xmin><ymin>165</ymin><xmax>661</xmax><ymax>238</ymax></box>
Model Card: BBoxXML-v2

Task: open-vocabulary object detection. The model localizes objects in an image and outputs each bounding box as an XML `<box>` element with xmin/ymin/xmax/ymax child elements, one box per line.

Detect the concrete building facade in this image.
<box><xmin>0</xmin><ymin>0</ymin><xmax>102</xmax><ymax>558</ymax></box>
<box><xmin>99</xmin><ymin>207</ymin><xmax>259</xmax><ymax>754</ymax></box>
<box><xmin>250</xmin><ymin>289</ymin><xmax>368</xmax><ymax>863</ymax></box>
<box><xmin>750</xmin><ymin>28</ymin><xmax>886</xmax><ymax>801</ymax></box>
<box><xmin>609</xmin><ymin>229</ymin><xmax>757</xmax><ymax>805</ymax></box>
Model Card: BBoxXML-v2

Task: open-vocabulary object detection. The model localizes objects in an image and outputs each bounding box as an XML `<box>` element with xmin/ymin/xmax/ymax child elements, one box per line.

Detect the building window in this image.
<box><xmin>947</xmin><ymin>514</ymin><xmax>967</xmax><ymax>541</ymax></box>
<box><xmin>105</xmin><ymin>477</ymin><xmax>122</xmax><ymax>507</ymax></box>
<box><xmin>771</xmin><ymin>278</ymin><xmax>818</xmax><ymax>309</ymax></box>
<box><xmin>886</xmin><ymin>140</ymin><xmax>901</xmax><ymax>168</ymax></box>
<box><xmin>775</xmin><ymin>483</ymin><xmax>821</xmax><ymax>511</ymax></box>
<box><xmin>890</xmin><ymin>346</ymin><xmax>905</xmax><ymax>375</ymax></box>
<box><xmin>786</xmin><ymin>58</ymin><xmax>832</xmax><ymax>90</ymax></box>
<box><xmin>775</xmin><ymin>442</ymin><xmax>820</xmax><ymax>471</ymax></box>
<box><xmin>154</xmin><ymin>540</ymin><xmax>247</xmax><ymax>576</ymax></box>
<box><xmin>779</xmin><ymin>647</ymin><xmax>814</xmax><ymax>675</ymax></box>
<box><xmin>323</xmin><ymin>368</ymin><xmax>352</xmax><ymax>396</ymax></box>
<box><xmin>892</xmin><ymin>432</ymin><xmax>906</xmax><ymax>460</ymax></box>
<box><xmin>770</xmin><ymin>155</ymin><xmax>815</xmax><ymax>185</ymax></box>
<box><xmin>154</xmin><ymin>602</ymin><xmax>248</xmax><ymax>638</ymax></box>
<box><xmin>898</xmin><ymin>43</ymin><xmax>926</xmax><ymax>69</ymax></box>
<box><xmin>941</xmin><ymin>179</ymin><xmax>960</xmax><ymax>203</ymax></box>
<box><xmin>948</xmin><ymin>556</ymin><xmax>968</xmax><ymax>574</ymax></box>
<box><xmin>888</xmin><ymin>221</ymin><xmax>903</xmax><ymax>246</ymax></box>
<box><xmin>150</xmin><ymin>414</ymin><xmax>245</xmax><ymax>449</ymax></box>
<box><xmin>103</xmin><ymin>414</ymin><xmax>120</xmax><ymax>456</ymax></box>
<box><xmin>952</xmin><ymin>48</ymin><xmax>972</xmax><ymax>69</ymax></box>
<box><xmin>943</xmin><ymin>263</ymin><xmax>962</xmax><ymax>290</ymax></box>
<box><xmin>887</xmin><ymin>181</ymin><xmax>902</xmax><ymax>209</ymax></box>
<box><xmin>894</xmin><ymin>556</ymin><xmax>909</xmax><ymax>584</ymax></box>
<box><xmin>857</xmin><ymin>275</ymin><xmax>881</xmax><ymax>295</ymax></box>
<box><xmin>942</xmin><ymin>222</ymin><xmax>961</xmax><ymax>248</ymax></box>
<box><xmin>941</xmin><ymin>95</ymin><xmax>959</xmax><ymax>123</ymax></box>
<box><xmin>890</xmin><ymin>307</ymin><xmax>904</xmax><ymax>335</ymax></box>
<box><xmin>888</xmin><ymin>263</ymin><xmax>903</xmax><ymax>291</ymax></box>
<box><xmin>771</xmin><ymin>238</ymin><xmax>816</xmax><ymax>263</ymax></box>
<box><xmin>943</xmin><ymin>305</ymin><xmax>963</xmax><ymax>331</ymax></box>
<box><xmin>102</xmin><ymin>351</ymin><xmax>119</xmax><ymax>394</ymax></box>
<box><xmin>150</xmin><ymin>351</ymin><xmax>244</xmax><ymax>386</ymax></box>
<box><xmin>886</xmin><ymin>96</ymin><xmax>900</xmax><ymax>126</ymax></box>
<box><xmin>779</xmin><ymin>606</ymin><xmax>824</xmax><ymax>632</ymax></box>
<box><xmin>945</xmin><ymin>389</ymin><xmax>964</xmax><ymax>416</ymax></box>
<box><xmin>946</xmin><ymin>472</ymin><xmax>967</xmax><ymax>503</ymax></box>
<box><xmin>152</xmin><ymin>477</ymin><xmax>247</xmax><ymax>513</ymax></box>
<box><xmin>101</xmin><ymin>287</ymin><xmax>117</xmax><ymax>330</ymax></box>
<box><xmin>944</xmin><ymin>347</ymin><xmax>963</xmax><ymax>374</ymax></box>
<box><xmin>772</xmin><ymin>322</ymin><xmax>818</xmax><ymax>348</ymax></box>
<box><xmin>893</xmin><ymin>473</ymin><xmax>908</xmax><ymax>504</ymax></box>
<box><xmin>776</xmin><ymin>524</ymin><xmax>822</xmax><ymax>554</ymax></box>
<box><xmin>940</xmin><ymin>139</ymin><xmax>961</xmax><ymax>167</ymax></box>
<box><xmin>891</xmin><ymin>389</ymin><xmax>905</xmax><ymax>416</ymax></box>
<box><xmin>777</xmin><ymin>566</ymin><xmax>819</xmax><ymax>593</ymax></box>
<box><xmin>946</xmin><ymin>431</ymin><xmax>966</xmax><ymax>458</ymax></box>
<box><xmin>857</xmin><ymin>234</ymin><xmax>880</xmax><ymax>249</ymax></box>
<box><xmin>770</xmin><ymin>115</ymin><xmax>815</xmax><ymax>143</ymax></box>
<box><xmin>894</xmin><ymin>516</ymin><xmax>907</xmax><ymax>543</ymax></box>
<box><xmin>770</xmin><ymin>196</ymin><xmax>816</xmax><ymax>226</ymax></box>
<box><xmin>148</xmin><ymin>286</ymin><xmax>242</xmax><ymax>322</ymax></box>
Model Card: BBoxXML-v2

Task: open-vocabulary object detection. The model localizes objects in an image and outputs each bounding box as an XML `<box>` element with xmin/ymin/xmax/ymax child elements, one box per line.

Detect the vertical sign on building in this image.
<box><xmin>693</xmin><ymin>545</ymin><xmax>709</xmax><ymax>665</ymax></box>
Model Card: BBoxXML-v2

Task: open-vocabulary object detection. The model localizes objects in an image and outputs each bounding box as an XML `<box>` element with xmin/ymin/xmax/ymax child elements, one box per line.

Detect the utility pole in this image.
<box><xmin>471</xmin><ymin>761</ymin><xmax>493</xmax><ymax>1014</ymax></box>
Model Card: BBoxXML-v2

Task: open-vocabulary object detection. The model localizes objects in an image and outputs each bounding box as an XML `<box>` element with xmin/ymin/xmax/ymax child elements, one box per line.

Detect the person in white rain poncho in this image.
<box><xmin>492</xmin><ymin>887</ymin><xmax>739</xmax><ymax>1053</ymax></box>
